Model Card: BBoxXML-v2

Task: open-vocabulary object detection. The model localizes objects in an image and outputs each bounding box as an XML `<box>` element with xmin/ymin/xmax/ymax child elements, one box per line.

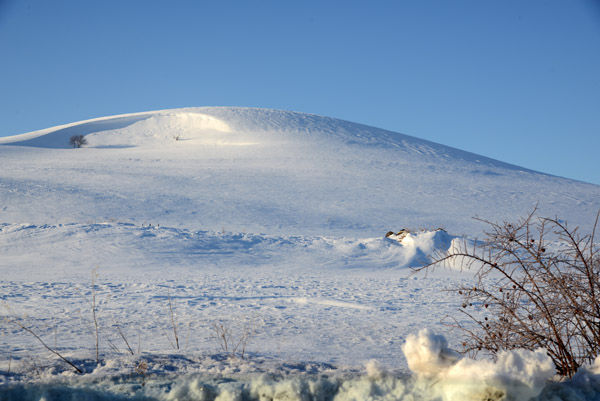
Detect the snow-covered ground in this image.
<box><xmin>1</xmin><ymin>107</ymin><xmax>599</xmax><ymax>400</ymax></box>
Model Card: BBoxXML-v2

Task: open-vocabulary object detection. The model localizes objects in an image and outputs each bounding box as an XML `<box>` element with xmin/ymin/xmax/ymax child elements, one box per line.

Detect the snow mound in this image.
<box><xmin>403</xmin><ymin>329</ymin><xmax>556</xmax><ymax>401</ymax></box>
<box><xmin>85</xmin><ymin>112</ymin><xmax>238</xmax><ymax>148</ymax></box>
<box><xmin>385</xmin><ymin>229</ymin><xmax>457</xmax><ymax>267</ymax></box>
<box><xmin>402</xmin><ymin>328</ymin><xmax>462</xmax><ymax>379</ymax></box>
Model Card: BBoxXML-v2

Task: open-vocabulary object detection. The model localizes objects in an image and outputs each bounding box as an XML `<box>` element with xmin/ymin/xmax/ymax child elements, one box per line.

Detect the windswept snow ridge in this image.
<box><xmin>1</xmin><ymin>107</ymin><xmax>599</xmax><ymax>399</ymax></box>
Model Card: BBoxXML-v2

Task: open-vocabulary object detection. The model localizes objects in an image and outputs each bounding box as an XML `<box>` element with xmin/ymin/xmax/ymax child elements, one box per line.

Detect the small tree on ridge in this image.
<box><xmin>69</xmin><ymin>135</ymin><xmax>87</xmax><ymax>148</ymax></box>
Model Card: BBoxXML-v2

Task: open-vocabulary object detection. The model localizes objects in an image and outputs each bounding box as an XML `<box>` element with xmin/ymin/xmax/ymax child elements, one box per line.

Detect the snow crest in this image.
<box><xmin>85</xmin><ymin>112</ymin><xmax>238</xmax><ymax>148</ymax></box>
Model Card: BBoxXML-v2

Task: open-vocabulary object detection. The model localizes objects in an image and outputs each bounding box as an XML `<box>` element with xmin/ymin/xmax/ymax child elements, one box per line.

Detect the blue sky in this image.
<box><xmin>1</xmin><ymin>0</ymin><xmax>599</xmax><ymax>184</ymax></box>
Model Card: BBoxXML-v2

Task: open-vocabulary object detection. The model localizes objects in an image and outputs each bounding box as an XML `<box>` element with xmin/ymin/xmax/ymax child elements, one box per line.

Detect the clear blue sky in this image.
<box><xmin>1</xmin><ymin>0</ymin><xmax>599</xmax><ymax>184</ymax></box>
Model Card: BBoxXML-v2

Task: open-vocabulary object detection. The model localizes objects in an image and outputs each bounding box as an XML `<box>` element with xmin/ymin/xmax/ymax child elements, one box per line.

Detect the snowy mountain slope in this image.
<box><xmin>1</xmin><ymin>107</ymin><xmax>598</xmax><ymax>237</ymax></box>
<box><xmin>1</xmin><ymin>108</ymin><xmax>600</xmax><ymax>400</ymax></box>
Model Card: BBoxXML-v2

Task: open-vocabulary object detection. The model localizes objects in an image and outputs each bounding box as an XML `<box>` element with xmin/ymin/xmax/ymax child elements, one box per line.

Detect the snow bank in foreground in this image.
<box><xmin>403</xmin><ymin>329</ymin><xmax>556</xmax><ymax>401</ymax></box>
<box><xmin>2</xmin><ymin>331</ymin><xmax>599</xmax><ymax>400</ymax></box>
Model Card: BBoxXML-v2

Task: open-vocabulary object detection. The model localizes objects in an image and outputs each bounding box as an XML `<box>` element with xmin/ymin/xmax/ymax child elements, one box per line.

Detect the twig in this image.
<box><xmin>167</xmin><ymin>295</ymin><xmax>180</xmax><ymax>350</ymax></box>
<box><xmin>115</xmin><ymin>322</ymin><xmax>134</xmax><ymax>355</ymax></box>
<box><xmin>91</xmin><ymin>268</ymin><xmax>100</xmax><ymax>365</ymax></box>
<box><xmin>12</xmin><ymin>319</ymin><xmax>82</xmax><ymax>374</ymax></box>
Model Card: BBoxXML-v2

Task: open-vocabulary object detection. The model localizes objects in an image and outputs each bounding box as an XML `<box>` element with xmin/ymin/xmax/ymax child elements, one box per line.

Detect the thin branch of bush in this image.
<box><xmin>116</xmin><ymin>321</ymin><xmax>135</xmax><ymax>355</ymax></box>
<box><xmin>106</xmin><ymin>338</ymin><xmax>121</xmax><ymax>355</ymax></box>
<box><xmin>105</xmin><ymin>322</ymin><xmax>134</xmax><ymax>356</ymax></box>
<box><xmin>104</xmin><ymin>319</ymin><xmax>136</xmax><ymax>356</ymax></box>
<box><xmin>91</xmin><ymin>268</ymin><xmax>100</xmax><ymax>365</ymax></box>
<box><xmin>415</xmin><ymin>207</ymin><xmax>600</xmax><ymax>377</ymax></box>
<box><xmin>162</xmin><ymin>295</ymin><xmax>180</xmax><ymax>351</ymax></box>
<box><xmin>8</xmin><ymin>315</ymin><xmax>82</xmax><ymax>374</ymax></box>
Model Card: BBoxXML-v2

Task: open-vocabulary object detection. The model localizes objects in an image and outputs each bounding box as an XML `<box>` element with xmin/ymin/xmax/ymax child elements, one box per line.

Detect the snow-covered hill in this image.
<box><xmin>1</xmin><ymin>107</ymin><xmax>598</xmax><ymax>237</ymax></box>
<box><xmin>1</xmin><ymin>108</ymin><xmax>599</xmax><ymax>400</ymax></box>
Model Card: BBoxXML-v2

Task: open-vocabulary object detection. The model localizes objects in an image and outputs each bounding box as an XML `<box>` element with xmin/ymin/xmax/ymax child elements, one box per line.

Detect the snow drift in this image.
<box><xmin>403</xmin><ymin>329</ymin><xmax>556</xmax><ymax>401</ymax></box>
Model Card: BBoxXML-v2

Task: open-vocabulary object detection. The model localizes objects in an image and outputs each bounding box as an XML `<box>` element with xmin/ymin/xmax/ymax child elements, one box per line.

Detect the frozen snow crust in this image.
<box><xmin>1</xmin><ymin>107</ymin><xmax>600</xmax><ymax>399</ymax></box>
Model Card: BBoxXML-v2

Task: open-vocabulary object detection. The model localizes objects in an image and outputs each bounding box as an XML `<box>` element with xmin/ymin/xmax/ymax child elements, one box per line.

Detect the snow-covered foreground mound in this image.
<box><xmin>2</xmin><ymin>330</ymin><xmax>599</xmax><ymax>400</ymax></box>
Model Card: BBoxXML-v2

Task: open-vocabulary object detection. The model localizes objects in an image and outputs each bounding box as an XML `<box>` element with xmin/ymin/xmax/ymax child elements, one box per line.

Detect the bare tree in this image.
<box><xmin>417</xmin><ymin>208</ymin><xmax>600</xmax><ymax>377</ymax></box>
<box><xmin>69</xmin><ymin>135</ymin><xmax>87</xmax><ymax>148</ymax></box>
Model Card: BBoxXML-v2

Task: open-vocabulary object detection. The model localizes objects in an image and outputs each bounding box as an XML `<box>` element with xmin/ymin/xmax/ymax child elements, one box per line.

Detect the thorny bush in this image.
<box><xmin>417</xmin><ymin>208</ymin><xmax>600</xmax><ymax>377</ymax></box>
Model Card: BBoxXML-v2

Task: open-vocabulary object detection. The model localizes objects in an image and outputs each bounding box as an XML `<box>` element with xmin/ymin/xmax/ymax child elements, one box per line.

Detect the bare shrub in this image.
<box><xmin>417</xmin><ymin>208</ymin><xmax>600</xmax><ymax>377</ymax></box>
<box><xmin>211</xmin><ymin>320</ymin><xmax>255</xmax><ymax>359</ymax></box>
<box><xmin>69</xmin><ymin>135</ymin><xmax>87</xmax><ymax>148</ymax></box>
